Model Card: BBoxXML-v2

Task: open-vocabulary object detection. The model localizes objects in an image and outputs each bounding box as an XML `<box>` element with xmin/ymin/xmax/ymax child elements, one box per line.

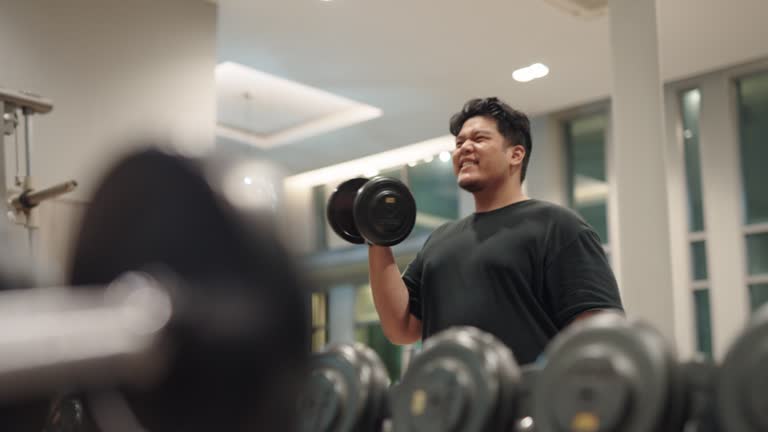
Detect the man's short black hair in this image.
<box><xmin>449</xmin><ymin>97</ymin><xmax>532</xmax><ymax>182</ymax></box>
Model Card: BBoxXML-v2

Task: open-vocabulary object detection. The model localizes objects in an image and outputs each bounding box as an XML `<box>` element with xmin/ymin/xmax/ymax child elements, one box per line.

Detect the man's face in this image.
<box><xmin>452</xmin><ymin>116</ymin><xmax>522</xmax><ymax>192</ymax></box>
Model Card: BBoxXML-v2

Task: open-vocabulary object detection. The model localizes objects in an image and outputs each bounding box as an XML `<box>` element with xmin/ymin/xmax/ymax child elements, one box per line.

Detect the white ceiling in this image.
<box><xmin>216</xmin><ymin>0</ymin><xmax>768</xmax><ymax>174</ymax></box>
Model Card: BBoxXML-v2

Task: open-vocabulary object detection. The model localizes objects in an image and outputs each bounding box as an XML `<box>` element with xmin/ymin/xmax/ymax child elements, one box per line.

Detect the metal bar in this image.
<box><xmin>23</xmin><ymin>180</ymin><xmax>78</xmax><ymax>208</ymax></box>
<box><xmin>0</xmin><ymin>87</ymin><xmax>53</xmax><ymax>114</ymax></box>
<box><xmin>0</xmin><ymin>273</ymin><xmax>171</xmax><ymax>401</ymax></box>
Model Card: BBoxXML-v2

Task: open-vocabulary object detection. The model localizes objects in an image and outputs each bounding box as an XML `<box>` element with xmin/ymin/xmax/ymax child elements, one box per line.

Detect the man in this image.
<box><xmin>368</xmin><ymin>97</ymin><xmax>623</xmax><ymax>364</ymax></box>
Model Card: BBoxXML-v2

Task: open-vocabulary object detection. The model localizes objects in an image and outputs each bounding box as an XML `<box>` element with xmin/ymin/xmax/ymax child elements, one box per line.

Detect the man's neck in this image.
<box><xmin>473</xmin><ymin>179</ymin><xmax>529</xmax><ymax>213</ymax></box>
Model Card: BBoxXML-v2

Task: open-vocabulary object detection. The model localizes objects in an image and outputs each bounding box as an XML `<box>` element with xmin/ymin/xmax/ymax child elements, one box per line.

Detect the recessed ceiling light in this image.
<box><xmin>439</xmin><ymin>151</ymin><xmax>452</xmax><ymax>162</ymax></box>
<box><xmin>513</xmin><ymin>63</ymin><xmax>550</xmax><ymax>83</ymax></box>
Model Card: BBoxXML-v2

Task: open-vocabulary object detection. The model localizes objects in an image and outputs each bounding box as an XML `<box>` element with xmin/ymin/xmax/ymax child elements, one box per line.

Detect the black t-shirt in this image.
<box><xmin>402</xmin><ymin>199</ymin><xmax>623</xmax><ymax>365</ymax></box>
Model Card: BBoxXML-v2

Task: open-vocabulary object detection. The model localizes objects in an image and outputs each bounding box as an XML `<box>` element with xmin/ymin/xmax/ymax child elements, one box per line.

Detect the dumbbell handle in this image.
<box><xmin>0</xmin><ymin>272</ymin><xmax>171</xmax><ymax>402</ymax></box>
<box><xmin>9</xmin><ymin>180</ymin><xmax>78</xmax><ymax>211</ymax></box>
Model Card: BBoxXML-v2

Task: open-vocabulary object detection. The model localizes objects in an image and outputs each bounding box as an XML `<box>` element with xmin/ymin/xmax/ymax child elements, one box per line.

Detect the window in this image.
<box><xmin>312</xmin><ymin>185</ymin><xmax>328</xmax><ymax>251</ymax></box>
<box><xmin>737</xmin><ymin>72</ymin><xmax>768</xmax><ymax>225</ymax></box>
<box><xmin>406</xmin><ymin>156</ymin><xmax>459</xmax><ymax>237</ymax></box>
<box><xmin>565</xmin><ymin>112</ymin><xmax>609</xmax><ymax>244</ymax></box>
<box><xmin>680</xmin><ymin>88</ymin><xmax>713</xmax><ymax>358</ymax></box>
<box><xmin>355</xmin><ymin>284</ymin><xmax>403</xmax><ymax>380</ymax></box>
<box><xmin>737</xmin><ymin>71</ymin><xmax>768</xmax><ymax>311</ymax></box>
<box><xmin>311</xmin><ymin>292</ymin><xmax>327</xmax><ymax>352</ymax></box>
<box><xmin>693</xmin><ymin>290</ymin><xmax>713</xmax><ymax>356</ymax></box>
<box><xmin>681</xmin><ymin>88</ymin><xmax>712</xmax><ymax>356</ymax></box>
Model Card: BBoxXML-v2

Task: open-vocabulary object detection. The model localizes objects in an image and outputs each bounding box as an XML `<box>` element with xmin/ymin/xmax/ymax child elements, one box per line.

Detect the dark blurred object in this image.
<box><xmin>0</xmin><ymin>148</ymin><xmax>309</xmax><ymax>431</ymax></box>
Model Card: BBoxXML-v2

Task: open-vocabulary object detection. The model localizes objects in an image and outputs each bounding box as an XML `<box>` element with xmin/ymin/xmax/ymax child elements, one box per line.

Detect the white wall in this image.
<box><xmin>0</xmin><ymin>0</ymin><xmax>218</xmax><ymax>278</ymax></box>
<box><xmin>526</xmin><ymin>115</ymin><xmax>568</xmax><ymax>207</ymax></box>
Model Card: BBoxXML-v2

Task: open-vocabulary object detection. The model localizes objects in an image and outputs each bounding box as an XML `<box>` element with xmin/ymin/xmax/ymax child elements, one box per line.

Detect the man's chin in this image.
<box><xmin>458</xmin><ymin>178</ymin><xmax>483</xmax><ymax>193</ymax></box>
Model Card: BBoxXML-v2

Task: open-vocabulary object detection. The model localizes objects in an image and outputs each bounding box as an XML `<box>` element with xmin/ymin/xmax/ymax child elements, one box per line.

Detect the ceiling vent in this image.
<box><xmin>542</xmin><ymin>0</ymin><xmax>608</xmax><ymax>19</ymax></box>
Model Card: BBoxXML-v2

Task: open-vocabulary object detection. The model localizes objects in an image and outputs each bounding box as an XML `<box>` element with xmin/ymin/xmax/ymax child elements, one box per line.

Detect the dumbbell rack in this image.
<box><xmin>0</xmin><ymin>87</ymin><xmax>77</xmax><ymax>257</ymax></box>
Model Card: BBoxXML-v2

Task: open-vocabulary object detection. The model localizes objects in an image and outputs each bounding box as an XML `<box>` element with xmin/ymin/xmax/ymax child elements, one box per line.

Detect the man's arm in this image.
<box><xmin>545</xmin><ymin>229</ymin><xmax>625</xmax><ymax>329</ymax></box>
<box><xmin>368</xmin><ymin>245</ymin><xmax>422</xmax><ymax>345</ymax></box>
<box><xmin>570</xmin><ymin>308</ymin><xmax>624</xmax><ymax>324</ymax></box>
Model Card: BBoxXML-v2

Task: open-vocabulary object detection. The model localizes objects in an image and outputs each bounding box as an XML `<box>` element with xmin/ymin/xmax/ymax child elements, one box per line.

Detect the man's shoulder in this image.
<box><xmin>525</xmin><ymin>199</ymin><xmax>588</xmax><ymax>228</ymax></box>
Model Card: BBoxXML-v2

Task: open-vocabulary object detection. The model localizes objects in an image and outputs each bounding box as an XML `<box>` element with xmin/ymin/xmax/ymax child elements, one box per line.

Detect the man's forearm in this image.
<box><xmin>368</xmin><ymin>245</ymin><xmax>421</xmax><ymax>344</ymax></box>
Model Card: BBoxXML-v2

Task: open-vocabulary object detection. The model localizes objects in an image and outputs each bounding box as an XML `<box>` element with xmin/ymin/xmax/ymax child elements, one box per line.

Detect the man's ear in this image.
<box><xmin>507</xmin><ymin>145</ymin><xmax>526</xmax><ymax>166</ymax></box>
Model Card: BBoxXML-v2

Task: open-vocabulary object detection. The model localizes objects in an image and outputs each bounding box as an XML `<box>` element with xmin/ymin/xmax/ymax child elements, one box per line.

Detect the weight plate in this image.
<box><xmin>717</xmin><ymin>303</ymin><xmax>768</xmax><ymax>432</ymax></box>
<box><xmin>327</xmin><ymin>178</ymin><xmax>369</xmax><ymax>244</ymax></box>
<box><xmin>68</xmin><ymin>149</ymin><xmax>309</xmax><ymax>432</ymax></box>
<box><xmin>353</xmin><ymin>177</ymin><xmax>416</xmax><ymax>247</ymax></box>
<box><xmin>299</xmin><ymin>344</ymin><xmax>388</xmax><ymax>432</ymax></box>
<box><xmin>533</xmin><ymin>313</ymin><xmax>676</xmax><ymax>432</ymax></box>
<box><xmin>392</xmin><ymin>327</ymin><xmax>507</xmax><ymax>432</ymax></box>
<box><xmin>469</xmin><ymin>327</ymin><xmax>521</xmax><ymax>431</ymax></box>
<box><xmin>353</xmin><ymin>343</ymin><xmax>391</xmax><ymax>431</ymax></box>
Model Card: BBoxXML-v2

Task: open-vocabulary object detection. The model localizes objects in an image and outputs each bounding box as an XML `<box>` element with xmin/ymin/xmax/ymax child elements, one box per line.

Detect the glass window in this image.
<box><xmin>406</xmin><ymin>155</ymin><xmax>459</xmax><ymax>237</ymax></box>
<box><xmin>746</xmin><ymin>233</ymin><xmax>768</xmax><ymax>276</ymax></box>
<box><xmin>311</xmin><ymin>293</ymin><xmax>327</xmax><ymax>352</ymax></box>
<box><xmin>693</xmin><ymin>289</ymin><xmax>713</xmax><ymax>358</ymax></box>
<box><xmin>565</xmin><ymin>112</ymin><xmax>609</xmax><ymax>243</ymax></box>
<box><xmin>737</xmin><ymin>72</ymin><xmax>768</xmax><ymax>225</ymax></box>
<box><xmin>355</xmin><ymin>284</ymin><xmax>402</xmax><ymax>380</ymax></box>
<box><xmin>690</xmin><ymin>241</ymin><xmax>709</xmax><ymax>281</ymax></box>
<box><xmin>312</xmin><ymin>185</ymin><xmax>328</xmax><ymax>251</ymax></box>
<box><xmin>355</xmin><ymin>285</ymin><xmax>379</xmax><ymax>323</ymax></box>
<box><xmin>680</xmin><ymin>89</ymin><xmax>705</xmax><ymax>232</ymax></box>
<box><xmin>749</xmin><ymin>283</ymin><xmax>768</xmax><ymax>312</ymax></box>
<box><xmin>355</xmin><ymin>323</ymin><xmax>402</xmax><ymax>381</ymax></box>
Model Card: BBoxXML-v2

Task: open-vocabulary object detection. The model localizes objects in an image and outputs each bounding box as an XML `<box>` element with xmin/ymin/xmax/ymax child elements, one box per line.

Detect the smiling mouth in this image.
<box><xmin>459</xmin><ymin>161</ymin><xmax>477</xmax><ymax>171</ymax></box>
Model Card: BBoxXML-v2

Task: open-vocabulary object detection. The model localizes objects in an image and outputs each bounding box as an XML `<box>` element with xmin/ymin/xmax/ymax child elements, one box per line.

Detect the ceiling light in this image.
<box><xmin>439</xmin><ymin>151</ymin><xmax>451</xmax><ymax>162</ymax></box>
<box><xmin>513</xmin><ymin>63</ymin><xmax>550</xmax><ymax>83</ymax></box>
<box><xmin>407</xmin><ymin>161</ymin><xmax>418</xmax><ymax>167</ymax></box>
<box><xmin>364</xmin><ymin>169</ymin><xmax>380</xmax><ymax>178</ymax></box>
<box><xmin>423</xmin><ymin>156</ymin><xmax>435</xmax><ymax>164</ymax></box>
<box><xmin>243</xmin><ymin>176</ymin><xmax>253</xmax><ymax>185</ymax></box>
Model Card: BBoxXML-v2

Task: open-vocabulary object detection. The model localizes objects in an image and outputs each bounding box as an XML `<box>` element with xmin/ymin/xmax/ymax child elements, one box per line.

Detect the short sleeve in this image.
<box><xmin>544</xmin><ymin>229</ymin><xmax>624</xmax><ymax>328</ymax></box>
<box><xmin>402</xmin><ymin>251</ymin><xmax>424</xmax><ymax>320</ymax></box>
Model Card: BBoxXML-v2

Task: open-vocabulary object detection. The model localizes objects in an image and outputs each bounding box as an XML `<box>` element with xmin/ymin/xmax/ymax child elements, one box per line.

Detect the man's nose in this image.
<box><xmin>457</xmin><ymin>140</ymin><xmax>474</xmax><ymax>155</ymax></box>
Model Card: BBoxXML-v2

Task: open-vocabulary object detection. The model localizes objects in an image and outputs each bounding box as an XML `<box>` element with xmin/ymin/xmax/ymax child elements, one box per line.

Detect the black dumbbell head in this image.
<box><xmin>353</xmin><ymin>176</ymin><xmax>416</xmax><ymax>247</ymax></box>
<box><xmin>298</xmin><ymin>343</ymin><xmax>390</xmax><ymax>432</ymax></box>
<box><xmin>717</xmin><ymin>303</ymin><xmax>768</xmax><ymax>432</ymax></box>
<box><xmin>68</xmin><ymin>148</ymin><xmax>310</xmax><ymax>432</ymax></box>
<box><xmin>327</xmin><ymin>178</ymin><xmax>369</xmax><ymax>245</ymax></box>
<box><xmin>533</xmin><ymin>313</ymin><xmax>682</xmax><ymax>432</ymax></box>
<box><xmin>391</xmin><ymin>326</ymin><xmax>521</xmax><ymax>432</ymax></box>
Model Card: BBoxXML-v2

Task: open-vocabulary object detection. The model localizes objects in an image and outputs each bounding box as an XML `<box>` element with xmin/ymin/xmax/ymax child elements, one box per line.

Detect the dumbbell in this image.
<box><xmin>532</xmin><ymin>312</ymin><xmax>687</xmax><ymax>432</ymax></box>
<box><xmin>514</xmin><ymin>364</ymin><xmax>540</xmax><ymax>431</ymax></box>
<box><xmin>390</xmin><ymin>326</ymin><xmax>522</xmax><ymax>432</ymax></box>
<box><xmin>679</xmin><ymin>357</ymin><xmax>719</xmax><ymax>432</ymax></box>
<box><xmin>298</xmin><ymin>343</ymin><xmax>391</xmax><ymax>432</ymax></box>
<box><xmin>716</xmin><ymin>302</ymin><xmax>768</xmax><ymax>432</ymax></box>
<box><xmin>0</xmin><ymin>149</ymin><xmax>310</xmax><ymax>431</ymax></box>
<box><xmin>327</xmin><ymin>177</ymin><xmax>417</xmax><ymax>247</ymax></box>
